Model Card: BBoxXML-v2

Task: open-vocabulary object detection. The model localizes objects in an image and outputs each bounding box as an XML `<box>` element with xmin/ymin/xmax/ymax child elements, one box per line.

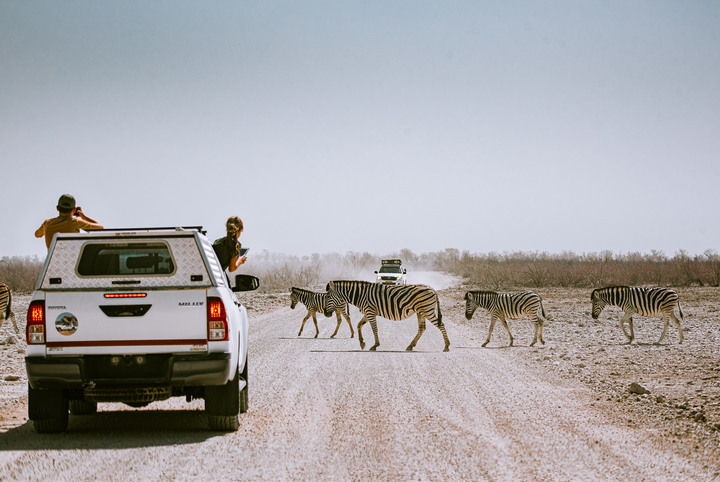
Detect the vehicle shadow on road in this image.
<box><xmin>0</xmin><ymin>410</ymin><xmax>220</xmax><ymax>450</ymax></box>
<box><xmin>308</xmin><ymin>349</ymin><xmax>453</xmax><ymax>354</ymax></box>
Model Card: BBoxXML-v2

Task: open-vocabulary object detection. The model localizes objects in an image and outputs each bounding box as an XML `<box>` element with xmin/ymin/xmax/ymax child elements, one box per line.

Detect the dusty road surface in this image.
<box><xmin>0</xmin><ymin>274</ymin><xmax>719</xmax><ymax>480</ymax></box>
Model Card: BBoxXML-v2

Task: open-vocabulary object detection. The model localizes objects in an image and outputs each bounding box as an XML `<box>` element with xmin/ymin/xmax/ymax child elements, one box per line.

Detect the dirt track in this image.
<box><xmin>1</xmin><ymin>274</ymin><xmax>719</xmax><ymax>480</ymax></box>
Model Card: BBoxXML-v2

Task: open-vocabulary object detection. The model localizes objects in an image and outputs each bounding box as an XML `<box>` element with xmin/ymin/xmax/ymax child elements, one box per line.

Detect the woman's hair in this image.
<box><xmin>226</xmin><ymin>216</ymin><xmax>244</xmax><ymax>240</ymax></box>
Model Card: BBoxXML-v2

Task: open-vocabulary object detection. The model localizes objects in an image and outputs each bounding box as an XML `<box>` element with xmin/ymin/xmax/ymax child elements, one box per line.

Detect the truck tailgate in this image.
<box><xmin>44</xmin><ymin>290</ymin><xmax>209</xmax><ymax>355</ymax></box>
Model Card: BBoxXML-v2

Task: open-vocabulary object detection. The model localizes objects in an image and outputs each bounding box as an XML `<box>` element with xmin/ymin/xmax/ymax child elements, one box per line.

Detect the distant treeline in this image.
<box><xmin>222</xmin><ymin>249</ymin><xmax>720</xmax><ymax>292</ymax></box>
<box><xmin>437</xmin><ymin>249</ymin><xmax>720</xmax><ymax>289</ymax></box>
<box><xmin>236</xmin><ymin>249</ymin><xmax>720</xmax><ymax>291</ymax></box>
<box><xmin>3</xmin><ymin>248</ymin><xmax>719</xmax><ymax>293</ymax></box>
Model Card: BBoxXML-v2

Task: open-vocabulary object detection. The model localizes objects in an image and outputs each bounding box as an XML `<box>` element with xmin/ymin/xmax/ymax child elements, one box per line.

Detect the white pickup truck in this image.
<box><xmin>25</xmin><ymin>227</ymin><xmax>259</xmax><ymax>433</ymax></box>
<box><xmin>374</xmin><ymin>259</ymin><xmax>407</xmax><ymax>285</ymax></box>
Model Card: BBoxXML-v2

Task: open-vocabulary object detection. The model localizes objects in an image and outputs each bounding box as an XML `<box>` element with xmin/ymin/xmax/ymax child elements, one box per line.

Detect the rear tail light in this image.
<box><xmin>26</xmin><ymin>300</ymin><xmax>46</xmax><ymax>344</ymax></box>
<box><xmin>207</xmin><ymin>297</ymin><xmax>228</xmax><ymax>341</ymax></box>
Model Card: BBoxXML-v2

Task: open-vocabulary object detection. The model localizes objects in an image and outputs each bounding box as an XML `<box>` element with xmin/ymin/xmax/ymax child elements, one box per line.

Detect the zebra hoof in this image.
<box><xmin>443</xmin><ymin>347</ymin><xmax>449</xmax><ymax>352</ymax></box>
<box><xmin>482</xmin><ymin>342</ymin><xmax>488</xmax><ymax>348</ymax></box>
<box><xmin>369</xmin><ymin>346</ymin><xmax>378</xmax><ymax>351</ymax></box>
<box><xmin>405</xmin><ymin>346</ymin><xmax>414</xmax><ymax>351</ymax></box>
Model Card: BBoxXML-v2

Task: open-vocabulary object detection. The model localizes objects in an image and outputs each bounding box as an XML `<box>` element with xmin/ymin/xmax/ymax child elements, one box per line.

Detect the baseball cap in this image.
<box><xmin>57</xmin><ymin>194</ymin><xmax>76</xmax><ymax>211</ymax></box>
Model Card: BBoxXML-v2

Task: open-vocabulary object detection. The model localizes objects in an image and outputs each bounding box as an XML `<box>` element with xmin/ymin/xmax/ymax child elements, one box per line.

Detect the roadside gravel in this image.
<box><xmin>0</xmin><ymin>279</ymin><xmax>719</xmax><ymax>480</ymax></box>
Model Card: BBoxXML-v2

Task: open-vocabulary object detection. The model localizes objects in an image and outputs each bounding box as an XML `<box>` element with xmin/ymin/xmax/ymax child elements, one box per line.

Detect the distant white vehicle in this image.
<box><xmin>374</xmin><ymin>259</ymin><xmax>407</xmax><ymax>285</ymax></box>
<box><xmin>25</xmin><ymin>226</ymin><xmax>259</xmax><ymax>433</ymax></box>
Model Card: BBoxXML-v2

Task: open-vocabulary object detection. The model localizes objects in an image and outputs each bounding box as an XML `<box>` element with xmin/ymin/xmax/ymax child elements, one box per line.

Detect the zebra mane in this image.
<box><xmin>591</xmin><ymin>286</ymin><xmax>630</xmax><ymax>299</ymax></box>
<box><xmin>291</xmin><ymin>287</ymin><xmax>320</xmax><ymax>295</ymax></box>
<box><xmin>326</xmin><ymin>280</ymin><xmax>372</xmax><ymax>291</ymax></box>
<box><xmin>467</xmin><ymin>290</ymin><xmax>498</xmax><ymax>297</ymax></box>
<box><xmin>595</xmin><ymin>285</ymin><xmax>631</xmax><ymax>292</ymax></box>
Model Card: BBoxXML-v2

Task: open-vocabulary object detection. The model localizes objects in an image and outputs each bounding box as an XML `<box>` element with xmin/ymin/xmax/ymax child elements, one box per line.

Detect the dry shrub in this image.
<box><xmin>256</xmin><ymin>262</ymin><xmax>321</xmax><ymax>292</ymax></box>
<box><xmin>437</xmin><ymin>250</ymin><xmax>720</xmax><ymax>289</ymax></box>
<box><xmin>3</xmin><ymin>248</ymin><xmax>718</xmax><ymax>295</ymax></box>
<box><xmin>247</xmin><ymin>248</ymin><xmax>720</xmax><ymax>292</ymax></box>
<box><xmin>0</xmin><ymin>256</ymin><xmax>44</xmax><ymax>293</ymax></box>
<box><xmin>248</xmin><ymin>250</ymin><xmax>385</xmax><ymax>293</ymax></box>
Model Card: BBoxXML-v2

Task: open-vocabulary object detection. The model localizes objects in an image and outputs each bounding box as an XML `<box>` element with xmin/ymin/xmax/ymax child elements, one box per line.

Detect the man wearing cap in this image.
<box><xmin>35</xmin><ymin>194</ymin><xmax>104</xmax><ymax>250</ymax></box>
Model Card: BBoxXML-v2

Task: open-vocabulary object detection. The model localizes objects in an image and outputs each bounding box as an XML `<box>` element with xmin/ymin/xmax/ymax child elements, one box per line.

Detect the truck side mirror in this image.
<box><xmin>374</xmin><ymin>271</ymin><xmax>378</xmax><ymax>274</ymax></box>
<box><xmin>403</xmin><ymin>269</ymin><xmax>407</xmax><ymax>274</ymax></box>
<box><xmin>233</xmin><ymin>274</ymin><xmax>260</xmax><ymax>292</ymax></box>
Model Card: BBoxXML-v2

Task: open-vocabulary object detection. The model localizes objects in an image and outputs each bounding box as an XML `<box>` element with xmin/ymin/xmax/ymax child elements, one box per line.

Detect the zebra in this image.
<box><xmin>464</xmin><ymin>290</ymin><xmax>547</xmax><ymax>347</ymax></box>
<box><xmin>590</xmin><ymin>286</ymin><xmax>684</xmax><ymax>344</ymax></box>
<box><xmin>0</xmin><ymin>283</ymin><xmax>19</xmax><ymax>335</ymax></box>
<box><xmin>325</xmin><ymin>280</ymin><xmax>450</xmax><ymax>352</ymax></box>
<box><xmin>290</xmin><ymin>287</ymin><xmax>354</xmax><ymax>338</ymax></box>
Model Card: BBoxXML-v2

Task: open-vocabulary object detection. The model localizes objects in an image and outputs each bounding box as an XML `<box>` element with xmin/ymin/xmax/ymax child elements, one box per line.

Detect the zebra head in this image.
<box><xmin>464</xmin><ymin>291</ymin><xmax>479</xmax><ymax>320</ymax></box>
<box><xmin>590</xmin><ymin>289</ymin><xmax>606</xmax><ymax>319</ymax></box>
<box><xmin>290</xmin><ymin>288</ymin><xmax>299</xmax><ymax>309</ymax></box>
<box><xmin>324</xmin><ymin>281</ymin><xmax>344</xmax><ymax>317</ymax></box>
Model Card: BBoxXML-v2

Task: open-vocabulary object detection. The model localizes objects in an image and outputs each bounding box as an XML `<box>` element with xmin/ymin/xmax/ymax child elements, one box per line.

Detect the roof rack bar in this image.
<box><xmin>93</xmin><ymin>226</ymin><xmax>206</xmax><ymax>234</ymax></box>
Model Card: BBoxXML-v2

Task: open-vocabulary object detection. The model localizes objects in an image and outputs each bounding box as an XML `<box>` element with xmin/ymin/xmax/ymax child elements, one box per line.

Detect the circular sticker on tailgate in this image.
<box><xmin>55</xmin><ymin>312</ymin><xmax>78</xmax><ymax>336</ymax></box>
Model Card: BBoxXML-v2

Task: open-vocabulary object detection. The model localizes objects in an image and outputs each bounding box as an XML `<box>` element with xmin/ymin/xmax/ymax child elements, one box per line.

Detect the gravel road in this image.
<box><xmin>0</xmin><ymin>275</ymin><xmax>719</xmax><ymax>480</ymax></box>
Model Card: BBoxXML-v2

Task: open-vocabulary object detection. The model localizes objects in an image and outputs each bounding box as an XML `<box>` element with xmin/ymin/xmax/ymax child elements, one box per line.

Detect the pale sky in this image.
<box><xmin>1</xmin><ymin>1</ymin><xmax>718</xmax><ymax>259</ymax></box>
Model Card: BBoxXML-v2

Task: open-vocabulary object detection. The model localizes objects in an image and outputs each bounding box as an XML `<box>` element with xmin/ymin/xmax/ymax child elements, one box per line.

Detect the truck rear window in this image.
<box><xmin>77</xmin><ymin>242</ymin><xmax>175</xmax><ymax>276</ymax></box>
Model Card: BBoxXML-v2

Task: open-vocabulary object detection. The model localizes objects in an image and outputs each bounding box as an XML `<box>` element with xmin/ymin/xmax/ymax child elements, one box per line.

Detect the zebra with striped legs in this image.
<box><xmin>464</xmin><ymin>290</ymin><xmax>547</xmax><ymax>347</ymax></box>
<box><xmin>290</xmin><ymin>287</ymin><xmax>354</xmax><ymax>338</ymax></box>
<box><xmin>0</xmin><ymin>283</ymin><xmax>20</xmax><ymax>336</ymax></box>
<box><xmin>591</xmin><ymin>286</ymin><xmax>684</xmax><ymax>344</ymax></box>
<box><xmin>325</xmin><ymin>280</ymin><xmax>450</xmax><ymax>352</ymax></box>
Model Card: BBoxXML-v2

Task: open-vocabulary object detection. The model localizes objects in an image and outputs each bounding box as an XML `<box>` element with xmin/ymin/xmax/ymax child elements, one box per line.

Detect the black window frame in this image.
<box><xmin>76</xmin><ymin>241</ymin><xmax>177</xmax><ymax>277</ymax></box>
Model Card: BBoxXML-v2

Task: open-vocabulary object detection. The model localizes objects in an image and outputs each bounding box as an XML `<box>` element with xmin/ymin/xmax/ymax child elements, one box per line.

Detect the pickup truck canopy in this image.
<box><xmin>38</xmin><ymin>229</ymin><xmax>224</xmax><ymax>291</ymax></box>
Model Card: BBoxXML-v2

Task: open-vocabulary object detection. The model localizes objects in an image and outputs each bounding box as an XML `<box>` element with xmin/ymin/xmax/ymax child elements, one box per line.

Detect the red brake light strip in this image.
<box><xmin>104</xmin><ymin>293</ymin><xmax>147</xmax><ymax>298</ymax></box>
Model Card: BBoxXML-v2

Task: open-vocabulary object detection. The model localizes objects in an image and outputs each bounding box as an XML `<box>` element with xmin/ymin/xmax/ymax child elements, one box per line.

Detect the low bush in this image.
<box><xmin>0</xmin><ymin>256</ymin><xmax>44</xmax><ymax>292</ymax></box>
<box><xmin>3</xmin><ymin>248</ymin><xmax>718</xmax><ymax>295</ymax></box>
<box><xmin>435</xmin><ymin>249</ymin><xmax>720</xmax><ymax>290</ymax></box>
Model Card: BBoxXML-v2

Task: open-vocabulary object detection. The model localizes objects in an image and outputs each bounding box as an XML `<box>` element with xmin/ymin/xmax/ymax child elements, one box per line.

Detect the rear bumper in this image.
<box><xmin>25</xmin><ymin>353</ymin><xmax>233</xmax><ymax>390</ymax></box>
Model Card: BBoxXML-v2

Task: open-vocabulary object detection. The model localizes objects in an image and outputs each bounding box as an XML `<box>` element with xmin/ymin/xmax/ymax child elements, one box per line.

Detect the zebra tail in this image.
<box><xmin>678</xmin><ymin>301</ymin><xmax>684</xmax><ymax>320</ymax></box>
<box><xmin>540</xmin><ymin>299</ymin><xmax>547</xmax><ymax>319</ymax></box>
<box><xmin>436</xmin><ymin>298</ymin><xmax>442</xmax><ymax>324</ymax></box>
<box><xmin>5</xmin><ymin>293</ymin><xmax>10</xmax><ymax>320</ymax></box>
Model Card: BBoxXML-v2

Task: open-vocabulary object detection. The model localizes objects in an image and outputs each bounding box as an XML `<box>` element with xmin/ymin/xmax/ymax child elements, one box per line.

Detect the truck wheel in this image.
<box><xmin>239</xmin><ymin>355</ymin><xmax>249</xmax><ymax>414</ymax></box>
<box><xmin>205</xmin><ymin>370</ymin><xmax>240</xmax><ymax>431</ymax></box>
<box><xmin>28</xmin><ymin>384</ymin><xmax>69</xmax><ymax>433</ymax></box>
<box><xmin>69</xmin><ymin>399</ymin><xmax>98</xmax><ymax>415</ymax></box>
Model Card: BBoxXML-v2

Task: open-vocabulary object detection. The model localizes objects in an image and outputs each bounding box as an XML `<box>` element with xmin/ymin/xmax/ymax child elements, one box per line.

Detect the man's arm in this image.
<box><xmin>74</xmin><ymin>208</ymin><xmax>103</xmax><ymax>230</ymax></box>
<box><xmin>34</xmin><ymin>221</ymin><xmax>46</xmax><ymax>238</ymax></box>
